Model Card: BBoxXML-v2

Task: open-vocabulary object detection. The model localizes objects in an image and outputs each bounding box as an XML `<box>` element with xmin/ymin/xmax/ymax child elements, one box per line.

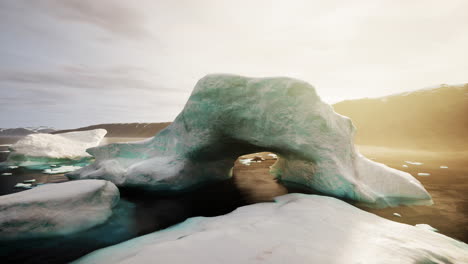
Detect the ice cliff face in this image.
<box><xmin>0</xmin><ymin>180</ymin><xmax>119</xmax><ymax>240</ymax></box>
<box><xmin>69</xmin><ymin>74</ymin><xmax>431</xmax><ymax>207</ymax></box>
<box><xmin>73</xmin><ymin>194</ymin><xmax>467</xmax><ymax>264</ymax></box>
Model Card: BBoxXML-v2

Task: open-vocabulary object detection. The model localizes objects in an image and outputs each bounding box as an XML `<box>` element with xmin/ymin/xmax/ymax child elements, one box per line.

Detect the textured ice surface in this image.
<box><xmin>5</xmin><ymin>129</ymin><xmax>107</xmax><ymax>167</ymax></box>
<box><xmin>70</xmin><ymin>74</ymin><xmax>431</xmax><ymax>207</ymax></box>
<box><xmin>73</xmin><ymin>194</ymin><xmax>467</xmax><ymax>264</ymax></box>
<box><xmin>0</xmin><ymin>180</ymin><xmax>119</xmax><ymax>240</ymax></box>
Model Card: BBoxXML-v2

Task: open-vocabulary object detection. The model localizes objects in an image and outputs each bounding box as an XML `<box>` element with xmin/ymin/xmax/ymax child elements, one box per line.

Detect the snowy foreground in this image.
<box><xmin>70</xmin><ymin>74</ymin><xmax>431</xmax><ymax>207</ymax></box>
<box><xmin>5</xmin><ymin>129</ymin><xmax>106</xmax><ymax>167</ymax></box>
<box><xmin>0</xmin><ymin>180</ymin><xmax>119</xmax><ymax>240</ymax></box>
<box><xmin>74</xmin><ymin>194</ymin><xmax>468</xmax><ymax>264</ymax></box>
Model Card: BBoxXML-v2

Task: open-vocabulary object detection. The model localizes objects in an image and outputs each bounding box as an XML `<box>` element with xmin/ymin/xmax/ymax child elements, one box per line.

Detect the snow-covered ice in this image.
<box><xmin>5</xmin><ymin>129</ymin><xmax>107</xmax><ymax>167</ymax></box>
<box><xmin>417</xmin><ymin>173</ymin><xmax>431</xmax><ymax>176</ymax></box>
<box><xmin>69</xmin><ymin>74</ymin><xmax>432</xmax><ymax>207</ymax></box>
<box><xmin>405</xmin><ymin>161</ymin><xmax>424</xmax><ymax>165</ymax></box>
<box><xmin>0</xmin><ymin>180</ymin><xmax>119</xmax><ymax>240</ymax></box>
<box><xmin>73</xmin><ymin>194</ymin><xmax>468</xmax><ymax>264</ymax></box>
<box><xmin>23</xmin><ymin>179</ymin><xmax>36</xmax><ymax>183</ymax></box>
<box><xmin>14</xmin><ymin>183</ymin><xmax>32</xmax><ymax>189</ymax></box>
<box><xmin>43</xmin><ymin>165</ymin><xmax>83</xmax><ymax>174</ymax></box>
<box><xmin>415</xmin><ymin>224</ymin><xmax>439</xmax><ymax>232</ymax></box>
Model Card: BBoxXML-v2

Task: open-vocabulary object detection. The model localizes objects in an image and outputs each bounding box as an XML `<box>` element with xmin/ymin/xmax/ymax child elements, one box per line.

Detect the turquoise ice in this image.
<box><xmin>69</xmin><ymin>74</ymin><xmax>432</xmax><ymax>207</ymax></box>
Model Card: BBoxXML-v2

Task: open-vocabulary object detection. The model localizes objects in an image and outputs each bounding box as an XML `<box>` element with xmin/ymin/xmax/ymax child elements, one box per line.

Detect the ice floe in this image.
<box><xmin>417</xmin><ymin>173</ymin><xmax>431</xmax><ymax>176</ymax></box>
<box><xmin>0</xmin><ymin>180</ymin><xmax>119</xmax><ymax>240</ymax></box>
<box><xmin>4</xmin><ymin>129</ymin><xmax>107</xmax><ymax>168</ymax></box>
<box><xmin>73</xmin><ymin>194</ymin><xmax>468</xmax><ymax>264</ymax></box>
<box><xmin>43</xmin><ymin>165</ymin><xmax>83</xmax><ymax>174</ymax></box>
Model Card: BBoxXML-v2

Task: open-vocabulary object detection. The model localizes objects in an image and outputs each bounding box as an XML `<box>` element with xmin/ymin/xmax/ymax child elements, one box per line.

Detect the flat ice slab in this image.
<box><xmin>0</xmin><ymin>180</ymin><xmax>119</xmax><ymax>240</ymax></box>
<box><xmin>6</xmin><ymin>129</ymin><xmax>107</xmax><ymax>165</ymax></box>
<box><xmin>73</xmin><ymin>194</ymin><xmax>468</xmax><ymax>264</ymax></box>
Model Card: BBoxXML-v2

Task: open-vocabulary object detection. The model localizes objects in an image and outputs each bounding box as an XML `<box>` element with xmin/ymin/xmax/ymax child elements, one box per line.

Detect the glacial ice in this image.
<box><xmin>0</xmin><ymin>180</ymin><xmax>119</xmax><ymax>240</ymax></box>
<box><xmin>69</xmin><ymin>74</ymin><xmax>431</xmax><ymax>207</ymax></box>
<box><xmin>73</xmin><ymin>194</ymin><xmax>468</xmax><ymax>264</ymax></box>
<box><xmin>4</xmin><ymin>129</ymin><xmax>107</xmax><ymax>168</ymax></box>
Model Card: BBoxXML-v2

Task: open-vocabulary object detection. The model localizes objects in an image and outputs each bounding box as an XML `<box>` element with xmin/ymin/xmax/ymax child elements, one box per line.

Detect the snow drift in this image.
<box><xmin>0</xmin><ymin>180</ymin><xmax>119</xmax><ymax>240</ymax></box>
<box><xmin>69</xmin><ymin>74</ymin><xmax>431</xmax><ymax>207</ymax></box>
<box><xmin>73</xmin><ymin>194</ymin><xmax>467</xmax><ymax>264</ymax></box>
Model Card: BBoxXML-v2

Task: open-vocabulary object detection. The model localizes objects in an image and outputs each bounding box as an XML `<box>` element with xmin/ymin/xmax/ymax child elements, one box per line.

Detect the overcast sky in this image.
<box><xmin>1</xmin><ymin>0</ymin><xmax>467</xmax><ymax>129</ymax></box>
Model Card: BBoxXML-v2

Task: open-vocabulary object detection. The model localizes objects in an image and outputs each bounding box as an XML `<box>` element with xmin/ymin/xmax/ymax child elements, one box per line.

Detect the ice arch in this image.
<box><xmin>69</xmin><ymin>74</ymin><xmax>432</xmax><ymax>207</ymax></box>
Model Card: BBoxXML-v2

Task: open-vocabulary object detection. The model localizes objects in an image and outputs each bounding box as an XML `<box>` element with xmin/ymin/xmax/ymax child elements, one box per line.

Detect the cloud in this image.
<box><xmin>2</xmin><ymin>0</ymin><xmax>151</xmax><ymax>38</ymax></box>
<box><xmin>0</xmin><ymin>65</ymin><xmax>180</xmax><ymax>92</ymax></box>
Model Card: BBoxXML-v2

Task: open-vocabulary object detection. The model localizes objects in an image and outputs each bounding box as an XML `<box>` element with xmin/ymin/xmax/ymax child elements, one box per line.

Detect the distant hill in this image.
<box><xmin>53</xmin><ymin>122</ymin><xmax>171</xmax><ymax>138</ymax></box>
<box><xmin>333</xmin><ymin>84</ymin><xmax>468</xmax><ymax>151</ymax></box>
<box><xmin>0</xmin><ymin>127</ymin><xmax>55</xmax><ymax>137</ymax></box>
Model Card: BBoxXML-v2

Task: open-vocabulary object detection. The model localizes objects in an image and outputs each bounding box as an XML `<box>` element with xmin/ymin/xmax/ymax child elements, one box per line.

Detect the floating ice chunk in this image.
<box><xmin>417</xmin><ymin>173</ymin><xmax>430</xmax><ymax>176</ymax></box>
<box><xmin>73</xmin><ymin>194</ymin><xmax>468</xmax><ymax>264</ymax></box>
<box><xmin>43</xmin><ymin>165</ymin><xmax>83</xmax><ymax>174</ymax></box>
<box><xmin>405</xmin><ymin>161</ymin><xmax>423</xmax><ymax>165</ymax></box>
<box><xmin>440</xmin><ymin>166</ymin><xmax>448</xmax><ymax>169</ymax></box>
<box><xmin>267</xmin><ymin>153</ymin><xmax>278</xmax><ymax>158</ymax></box>
<box><xmin>70</xmin><ymin>75</ymin><xmax>432</xmax><ymax>207</ymax></box>
<box><xmin>1</xmin><ymin>172</ymin><xmax>12</xmax><ymax>176</ymax></box>
<box><xmin>402</xmin><ymin>164</ymin><xmax>408</xmax><ymax>168</ymax></box>
<box><xmin>14</xmin><ymin>183</ymin><xmax>32</xmax><ymax>189</ymax></box>
<box><xmin>0</xmin><ymin>180</ymin><xmax>119</xmax><ymax>240</ymax></box>
<box><xmin>393</xmin><ymin>213</ymin><xmax>402</xmax><ymax>217</ymax></box>
<box><xmin>6</xmin><ymin>129</ymin><xmax>107</xmax><ymax>166</ymax></box>
<box><xmin>239</xmin><ymin>158</ymin><xmax>253</xmax><ymax>166</ymax></box>
<box><xmin>23</xmin><ymin>179</ymin><xmax>36</xmax><ymax>183</ymax></box>
<box><xmin>415</xmin><ymin>224</ymin><xmax>438</xmax><ymax>232</ymax></box>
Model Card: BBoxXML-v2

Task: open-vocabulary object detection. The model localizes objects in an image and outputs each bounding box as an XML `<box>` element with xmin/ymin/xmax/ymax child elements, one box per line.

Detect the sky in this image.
<box><xmin>0</xmin><ymin>0</ymin><xmax>467</xmax><ymax>129</ymax></box>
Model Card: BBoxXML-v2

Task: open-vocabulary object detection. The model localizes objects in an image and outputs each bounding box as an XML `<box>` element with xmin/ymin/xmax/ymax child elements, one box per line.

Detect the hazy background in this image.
<box><xmin>1</xmin><ymin>0</ymin><xmax>467</xmax><ymax>129</ymax></box>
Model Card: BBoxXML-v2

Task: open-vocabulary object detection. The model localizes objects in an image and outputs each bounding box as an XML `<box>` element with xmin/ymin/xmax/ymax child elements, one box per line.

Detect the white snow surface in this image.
<box><xmin>8</xmin><ymin>129</ymin><xmax>107</xmax><ymax>160</ymax></box>
<box><xmin>70</xmin><ymin>75</ymin><xmax>432</xmax><ymax>207</ymax></box>
<box><xmin>0</xmin><ymin>180</ymin><xmax>119</xmax><ymax>240</ymax></box>
<box><xmin>73</xmin><ymin>194</ymin><xmax>468</xmax><ymax>264</ymax></box>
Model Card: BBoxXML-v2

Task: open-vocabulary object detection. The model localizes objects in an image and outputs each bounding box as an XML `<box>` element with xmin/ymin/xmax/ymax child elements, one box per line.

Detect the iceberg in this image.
<box><xmin>4</xmin><ymin>129</ymin><xmax>107</xmax><ymax>168</ymax></box>
<box><xmin>73</xmin><ymin>194</ymin><xmax>468</xmax><ymax>264</ymax></box>
<box><xmin>0</xmin><ymin>180</ymin><xmax>119</xmax><ymax>240</ymax></box>
<box><xmin>69</xmin><ymin>74</ymin><xmax>431</xmax><ymax>207</ymax></box>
